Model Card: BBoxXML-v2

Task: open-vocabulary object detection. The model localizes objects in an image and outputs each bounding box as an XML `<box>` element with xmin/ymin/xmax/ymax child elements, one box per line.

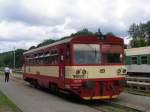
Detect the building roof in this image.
<box><xmin>125</xmin><ymin>46</ymin><xmax>150</xmax><ymax>56</ymax></box>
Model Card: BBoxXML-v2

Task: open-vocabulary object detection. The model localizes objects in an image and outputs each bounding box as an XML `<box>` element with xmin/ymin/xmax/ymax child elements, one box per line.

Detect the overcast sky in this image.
<box><xmin>0</xmin><ymin>0</ymin><xmax>150</xmax><ymax>52</ymax></box>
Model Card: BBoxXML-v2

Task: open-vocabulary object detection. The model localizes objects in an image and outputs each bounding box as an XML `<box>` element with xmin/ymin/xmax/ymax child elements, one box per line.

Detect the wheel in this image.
<box><xmin>49</xmin><ymin>84</ymin><xmax>59</xmax><ymax>94</ymax></box>
<box><xmin>33</xmin><ymin>80</ymin><xmax>39</xmax><ymax>88</ymax></box>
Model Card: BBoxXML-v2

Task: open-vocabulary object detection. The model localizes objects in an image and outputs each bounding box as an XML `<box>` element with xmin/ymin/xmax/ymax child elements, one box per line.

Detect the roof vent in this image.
<box><xmin>95</xmin><ymin>28</ymin><xmax>106</xmax><ymax>40</ymax></box>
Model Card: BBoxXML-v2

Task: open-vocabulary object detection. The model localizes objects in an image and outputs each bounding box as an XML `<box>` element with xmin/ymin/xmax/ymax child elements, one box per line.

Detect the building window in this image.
<box><xmin>141</xmin><ymin>55</ymin><xmax>148</xmax><ymax>64</ymax></box>
<box><xmin>131</xmin><ymin>56</ymin><xmax>137</xmax><ymax>64</ymax></box>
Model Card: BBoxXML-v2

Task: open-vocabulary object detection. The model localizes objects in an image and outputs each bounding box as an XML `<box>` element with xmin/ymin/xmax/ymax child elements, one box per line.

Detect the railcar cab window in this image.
<box><xmin>73</xmin><ymin>44</ymin><xmax>100</xmax><ymax>64</ymax></box>
<box><xmin>102</xmin><ymin>44</ymin><xmax>123</xmax><ymax>64</ymax></box>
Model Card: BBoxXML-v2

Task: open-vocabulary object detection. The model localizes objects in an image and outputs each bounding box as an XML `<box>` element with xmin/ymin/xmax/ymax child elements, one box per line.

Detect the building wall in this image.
<box><xmin>125</xmin><ymin>54</ymin><xmax>150</xmax><ymax>65</ymax></box>
<box><xmin>125</xmin><ymin>53</ymin><xmax>150</xmax><ymax>73</ymax></box>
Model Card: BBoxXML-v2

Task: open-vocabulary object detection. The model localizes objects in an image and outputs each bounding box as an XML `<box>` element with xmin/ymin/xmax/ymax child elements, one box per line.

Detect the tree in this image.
<box><xmin>71</xmin><ymin>28</ymin><xmax>93</xmax><ymax>36</ymax></box>
<box><xmin>0</xmin><ymin>49</ymin><xmax>25</xmax><ymax>68</ymax></box>
<box><xmin>15</xmin><ymin>49</ymin><xmax>25</xmax><ymax>68</ymax></box>
<box><xmin>128</xmin><ymin>21</ymin><xmax>150</xmax><ymax>47</ymax></box>
<box><xmin>29</xmin><ymin>46</ymin><xmax>36</xmax><ymax>50</ymax></box>
<box><xmin>144</xmin><ymin>21</ymin><xmax>150</xmax><ymax>45</ymax></box>
<box><xmin>3</xmin><ymin>52</ymin><xmax>13</xmax><ymax>68</ymax></box>
<box><xmin>105</xmin><ymin>32</ymin><xmax>115</xmax><ymax>36</ymax></box>
<box><xmin>130</xmin><ymin>38</ymin><xmax>147</xmax><ymax>48</ymax></box>
<box><xmin>37</xmin><ymin>39</ymin><xmax>55</xmax><ymax>48</ymax></box>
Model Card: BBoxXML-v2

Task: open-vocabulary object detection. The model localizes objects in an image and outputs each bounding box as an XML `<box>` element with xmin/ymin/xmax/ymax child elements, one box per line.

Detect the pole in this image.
<box><xmin>13</xmin><ymin>47</ymin><xmax>15</xmax><ymax>70</ymax></box>
<box><xmin>13</xmin><ymin>47</ymin><xmax>16</xmax><ymax>76</ymax></box>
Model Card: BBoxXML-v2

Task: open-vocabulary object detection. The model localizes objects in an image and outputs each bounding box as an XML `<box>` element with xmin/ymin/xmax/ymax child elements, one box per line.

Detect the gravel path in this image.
<box><xmin>0</xmin><ymin>75</ymin><xmax>150</xmax><ymax>112</ymax></box>
<box><xmin>0</xmin><ymin>76</ymin><xmax>100</xmax><ymax>112</ymax></box>
<box><xmin>115</xmin><ymin>92</ymin><xmax>150</xmax><ymax>112</ymax></box>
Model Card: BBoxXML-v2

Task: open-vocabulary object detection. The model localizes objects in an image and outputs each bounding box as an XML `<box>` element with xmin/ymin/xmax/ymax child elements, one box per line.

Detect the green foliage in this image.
<box><xmin>15</xmin><ymin>49</ymin><xmax>25</xmax><ymax>68</ymax></box>
<box><xmin>0</xmin><ymin>89</ymin><xmax>22</xmax><ymax>112</ymax></box>
<box><xmin>57</xmin><ymin>28</ymin><xmax>94</xmax><ymax>42</ymax></box>
<box><xmin>37</xmin><ymin>39</ymin><xmax>55</xmax><ymax>48</ymax></box>
<box><xmin>0</xmin><ymin>52</ymin><xmax>13</xmax><ymax>67</ymax></box>
<box><xmin>0</xmin><ymin>49</ymin><xmax>25</xmax><ymax>68</ymax></box>
<box><xmin>128</xmin><ymin>21</ymin><xmax>150</xmax><ymax>47</ymax></box>
<box><xmin>130</xmin><ymin>38</ymin><xmax>147</xmax><ymax>47</ymax></box>
<box><xmin>105</xmin><ymin>32</ymin><xmax>115</xmax><ymax>36</ymax></box>
<box><xmin>29</xmin><ymin>46</ymin><xmax>36</xmax><ymax>50</ymax></box>
<box><xmin>71</xmin><ymin>28</ymin><xmax>93</xmax><ymax>36</ymax></box>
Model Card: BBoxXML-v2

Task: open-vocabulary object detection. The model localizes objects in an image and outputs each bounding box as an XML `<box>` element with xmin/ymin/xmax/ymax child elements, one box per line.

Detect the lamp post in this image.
<box><xmin>13</xmin><ymin>47</ymin><xmax>15</xmax><ymax>70</ymax></box>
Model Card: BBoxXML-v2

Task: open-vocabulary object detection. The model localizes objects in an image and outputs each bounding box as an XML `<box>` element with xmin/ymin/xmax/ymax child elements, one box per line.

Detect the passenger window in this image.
<box><xmin>26</xmin><ymin>49</ymin><xmax>59</xmax><ymax>65</ymax></box>
<box><xmin>60</xmin><ymin>49</ymin><xmax>64</xmax><ymax>63</ymax></box>
<box><xmin>66</xmin><ymin>45</ymin><xmax>70</xmax><ymax>59</ymax></box>
<box><xmin>49</xmin><ymin>48</ymin><xmax>58</xmax><ymax>64</ymax></box>
<box><xmin>141</xmin><ymin>56</ymin><xmax>148</xmax><ymax>64</ymax></box>
<box><xmin>131</xmin><ymin>57</ymin><xmax>137</xmax><ymax>64</ymax></box>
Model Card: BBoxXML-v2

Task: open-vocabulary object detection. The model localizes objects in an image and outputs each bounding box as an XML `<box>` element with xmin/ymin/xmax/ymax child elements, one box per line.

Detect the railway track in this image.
<box><xmin>89</xmin><ymin>100</ymin><xmax>142</xmax><ymax>112</ymax></box>
<box><xmin>45</xmin><ymin>91</ymin><xmax>142</xmax><ymax>112</ymax></box>
<box><xmin>126</xmin><ymin>76</ymin><xmax>150</xmax><ymax>93</ymax></box>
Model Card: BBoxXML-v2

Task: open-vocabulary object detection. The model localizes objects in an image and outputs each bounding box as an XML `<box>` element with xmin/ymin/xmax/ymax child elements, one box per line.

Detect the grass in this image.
<box><xmin>0</xmin><ymin>71</ymin><xmax>3</xmax><ymax>75</ymax></box>
<box><xmin>0</xmin><ymin>73</ymin><xmax>22</xmax><ymax>112</ymax></box>
<box><xmin>0</xmin><ymin>89</ymin><xmax>22</xmax><ymax>112</ymax></box>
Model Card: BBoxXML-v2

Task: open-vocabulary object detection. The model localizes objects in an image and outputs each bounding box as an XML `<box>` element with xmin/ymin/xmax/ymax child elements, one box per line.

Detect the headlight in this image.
<box><xmin>117</xmin><ymin>68</ymin><xmax>127</xmax><ymax>75</ymax></box>
<box><xmin>76</xmin><ymin>69</ymin><xmax>80</xmax><ymax>74</ymax></box>
<box><xmin>122</xmin><ymin>69</ymin><xmax>127</xmax><ymax>74</ymax></box>
<box><xmin>82</xmin><ymin>69</ymin><xmax>87</xmax><ymax>75</ymax></box>
<box><xmin>117</xmin><ymin>68</ymin><xmax>121</xmax><ymax>74</ymax></box>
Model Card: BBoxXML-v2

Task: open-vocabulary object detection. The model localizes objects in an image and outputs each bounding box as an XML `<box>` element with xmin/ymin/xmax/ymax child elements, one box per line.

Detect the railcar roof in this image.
<box><xmin>24</xmin><ymin>35</ymin><xmax>122</xmax><ymax>55</ymax></box>
<box><xmin>125</xmin><ymin>46</ymin><xmax>150</xmax><ymax>56</ymax></box>
<box><xmin>24</xmin><ymin>37</ymin><xmax>74</xmax><ymax>55</ymax></box>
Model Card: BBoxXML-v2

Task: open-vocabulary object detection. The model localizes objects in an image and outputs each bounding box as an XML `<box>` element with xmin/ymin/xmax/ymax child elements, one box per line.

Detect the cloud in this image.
<box><xmin>0</xmin><ymin>0</ymin><xmax>68</xmax><ymax>26</ymax></box>
<box><xmin>0</xmin><ymin>0</ymin><xmax>150</xmax><ymax>52</ymax></box>
<box><xmin>0</xmin><ymin>21</ymin><xmax>48</xmax><ymax>42</ymax></box>
<box><xmin>0</xmin><ymin>20</ymin><xmax>76</xmax><ymax>51</ymax></box>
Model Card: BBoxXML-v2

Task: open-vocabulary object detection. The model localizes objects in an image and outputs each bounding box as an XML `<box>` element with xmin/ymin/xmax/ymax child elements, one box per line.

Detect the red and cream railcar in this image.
<box><xmin>23</xmin><ymin>35</ymin><xmax>126</xmax><ymax>100</ymax></box>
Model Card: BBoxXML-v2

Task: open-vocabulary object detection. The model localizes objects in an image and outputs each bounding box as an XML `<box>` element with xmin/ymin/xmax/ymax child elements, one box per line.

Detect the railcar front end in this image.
<box><xmin>65</xmin><ymin>65</ymin><xmax>126</xmax><ymax>100</ymax></box>
<box><xmin>65</xmin><ymin>43</ymin><xmax>126</xmax><ymax>100</ymax></box>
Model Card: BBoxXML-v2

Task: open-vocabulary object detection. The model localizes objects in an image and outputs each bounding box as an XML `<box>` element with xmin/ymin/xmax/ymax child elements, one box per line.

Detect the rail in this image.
<box><xmin>126</xmin><ymin>76</ymin><xmax>150</xmax><ymax>93</ymax></box>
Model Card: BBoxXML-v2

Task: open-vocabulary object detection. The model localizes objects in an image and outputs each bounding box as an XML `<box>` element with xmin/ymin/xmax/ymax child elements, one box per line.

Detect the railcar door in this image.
<box><xmin>59</xmin><ymin>46</ymin><xmax>65</xmax><ymax>88</ymax></box>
